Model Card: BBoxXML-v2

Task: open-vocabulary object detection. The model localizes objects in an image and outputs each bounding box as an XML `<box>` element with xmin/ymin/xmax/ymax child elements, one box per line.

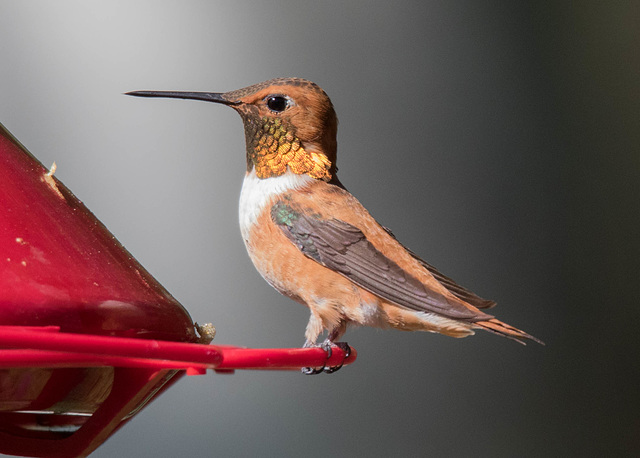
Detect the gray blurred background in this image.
<box><xmin>1</xmin><ymin>1</ymin><xmax>638</xmax><ymax>457</ymax></box>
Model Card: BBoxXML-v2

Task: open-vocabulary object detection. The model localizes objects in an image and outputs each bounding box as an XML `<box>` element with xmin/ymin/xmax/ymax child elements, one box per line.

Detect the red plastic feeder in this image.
<box><xmin>0</xmin><ymin>123</ymin><xmax>355</xmax><ymax>457</ymax></box>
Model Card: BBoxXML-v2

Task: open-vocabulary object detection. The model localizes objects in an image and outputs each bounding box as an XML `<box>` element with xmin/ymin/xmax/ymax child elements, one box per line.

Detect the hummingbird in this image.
<box><xmin>127</xmin><ymin>77</ymin><xmax>542</xmax><ymax>367</ymax></box>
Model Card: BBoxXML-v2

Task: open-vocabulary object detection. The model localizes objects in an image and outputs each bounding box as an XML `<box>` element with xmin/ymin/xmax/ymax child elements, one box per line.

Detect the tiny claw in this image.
<box><xmin>324</xmin><ymin>342</ymin><xmax>351</xmax><ymax>374</ymax></box>
<box><xmin>301</xmin><ymin>366</ymin><xmax>324</xmax><ymax>375</ymax></box>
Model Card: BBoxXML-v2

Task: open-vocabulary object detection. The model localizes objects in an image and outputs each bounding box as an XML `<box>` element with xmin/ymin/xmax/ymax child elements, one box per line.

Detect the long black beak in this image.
<box><xmin>125</xmin><ymin>90</ymin><xmax>241</xmax><ymax>106</ymax></box>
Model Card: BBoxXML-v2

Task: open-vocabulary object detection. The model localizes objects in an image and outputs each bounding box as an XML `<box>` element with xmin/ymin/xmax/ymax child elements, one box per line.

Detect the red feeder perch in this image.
<box><xmin>0</xmin><ymin>123</ymin><xmax>356</xmax><ymax>457</ymax></box>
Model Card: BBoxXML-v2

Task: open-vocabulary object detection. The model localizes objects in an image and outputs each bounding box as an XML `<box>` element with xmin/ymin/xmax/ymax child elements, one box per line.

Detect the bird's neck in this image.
<box><xmin>243</xmin><ymin>116</ymin><xmax>332</xmax><ymax>181</ymax></box>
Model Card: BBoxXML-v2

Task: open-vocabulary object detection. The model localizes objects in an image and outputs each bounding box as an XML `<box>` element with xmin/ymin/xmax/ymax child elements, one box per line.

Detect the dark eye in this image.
<box><xmin>266</xmin><ymin>95</ymin><xmax>289</xmax><ymax>113</ymax></box>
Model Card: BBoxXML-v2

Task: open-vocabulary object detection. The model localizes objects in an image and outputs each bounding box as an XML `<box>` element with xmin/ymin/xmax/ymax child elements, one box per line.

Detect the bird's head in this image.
<box><xmin>127</xmin><ymin>78</ymin><xmax>338</xmax><ymax>181</ymax></box>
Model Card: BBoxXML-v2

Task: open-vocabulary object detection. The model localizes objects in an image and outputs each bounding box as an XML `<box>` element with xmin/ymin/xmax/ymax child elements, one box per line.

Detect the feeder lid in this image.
<box><xmin>0</xmin><ymin>122</ymin><xmax>196</xmax><ymax>342</ymax></box>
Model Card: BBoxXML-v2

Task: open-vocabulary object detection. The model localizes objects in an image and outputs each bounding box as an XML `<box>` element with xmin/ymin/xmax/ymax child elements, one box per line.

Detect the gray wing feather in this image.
<box><xmin>271</xmin><ymin>202</ymin><xmax>493</xmax><ymax>322</ymax></box>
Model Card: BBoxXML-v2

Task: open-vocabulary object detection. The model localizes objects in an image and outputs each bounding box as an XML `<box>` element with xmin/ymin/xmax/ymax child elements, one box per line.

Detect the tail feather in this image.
<box><xmin>474</xmin><ymin>318</ymin><xmax>544</xmax><ymax>346</ymax></box>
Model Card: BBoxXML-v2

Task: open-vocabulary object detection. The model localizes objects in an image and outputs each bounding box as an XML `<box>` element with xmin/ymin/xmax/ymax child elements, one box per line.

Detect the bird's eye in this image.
<box><xmin>266</xmin><ymin>95</ymin><xmax>290</xmax><ymax>113</ymax></box>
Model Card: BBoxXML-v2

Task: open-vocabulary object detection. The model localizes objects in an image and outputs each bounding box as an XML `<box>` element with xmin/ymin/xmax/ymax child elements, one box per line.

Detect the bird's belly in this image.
<box><xmin>242</xmin><ymin>221</ymin><xmax>322</xmax><ymax>305</ymax></box>
<box><xmin>238</xmin><ymin>170</ymin><xmax>321</xmax><ymax>300</ymax></box>
<box><xmin>244</xmin><ymin>242</ymin><xmax>307</xmax><ymax>305</ymax></box>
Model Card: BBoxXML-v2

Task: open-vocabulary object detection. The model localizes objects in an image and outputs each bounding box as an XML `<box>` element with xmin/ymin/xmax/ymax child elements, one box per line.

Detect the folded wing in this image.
<box><xmin>271</xmin><ymin>201</ymin><xmax>493</xmax><ymax>323</ymax></box>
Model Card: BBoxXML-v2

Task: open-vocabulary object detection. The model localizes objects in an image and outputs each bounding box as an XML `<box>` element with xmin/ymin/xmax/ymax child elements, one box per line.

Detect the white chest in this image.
<box><xmin>238</xmin><ymin>169</ymin><xmax>314</xmax><ymax>243</ymax></box>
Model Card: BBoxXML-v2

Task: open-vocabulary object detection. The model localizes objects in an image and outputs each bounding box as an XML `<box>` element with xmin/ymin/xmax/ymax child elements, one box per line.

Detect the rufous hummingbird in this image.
<box><xmin>127</xmin><ymin>78</ymin><xmax>542</xmax><ymax>371</ymax></box>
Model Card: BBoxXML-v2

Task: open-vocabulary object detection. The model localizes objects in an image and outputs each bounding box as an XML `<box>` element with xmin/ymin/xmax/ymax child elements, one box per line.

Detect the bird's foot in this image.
<box><xmin>324</xmin><ymin>342</ymin><xmax>351</xmax><ymax>374</ymax></box>
<box><xmin>301</xmin><ymin>340</ymin><xmax>331</xmax><ymax>375</ymax></box>
<box><xmin>301</xmin><ymin>340</ymin><xmax>350</xmax><ymax>375</ymax></box>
